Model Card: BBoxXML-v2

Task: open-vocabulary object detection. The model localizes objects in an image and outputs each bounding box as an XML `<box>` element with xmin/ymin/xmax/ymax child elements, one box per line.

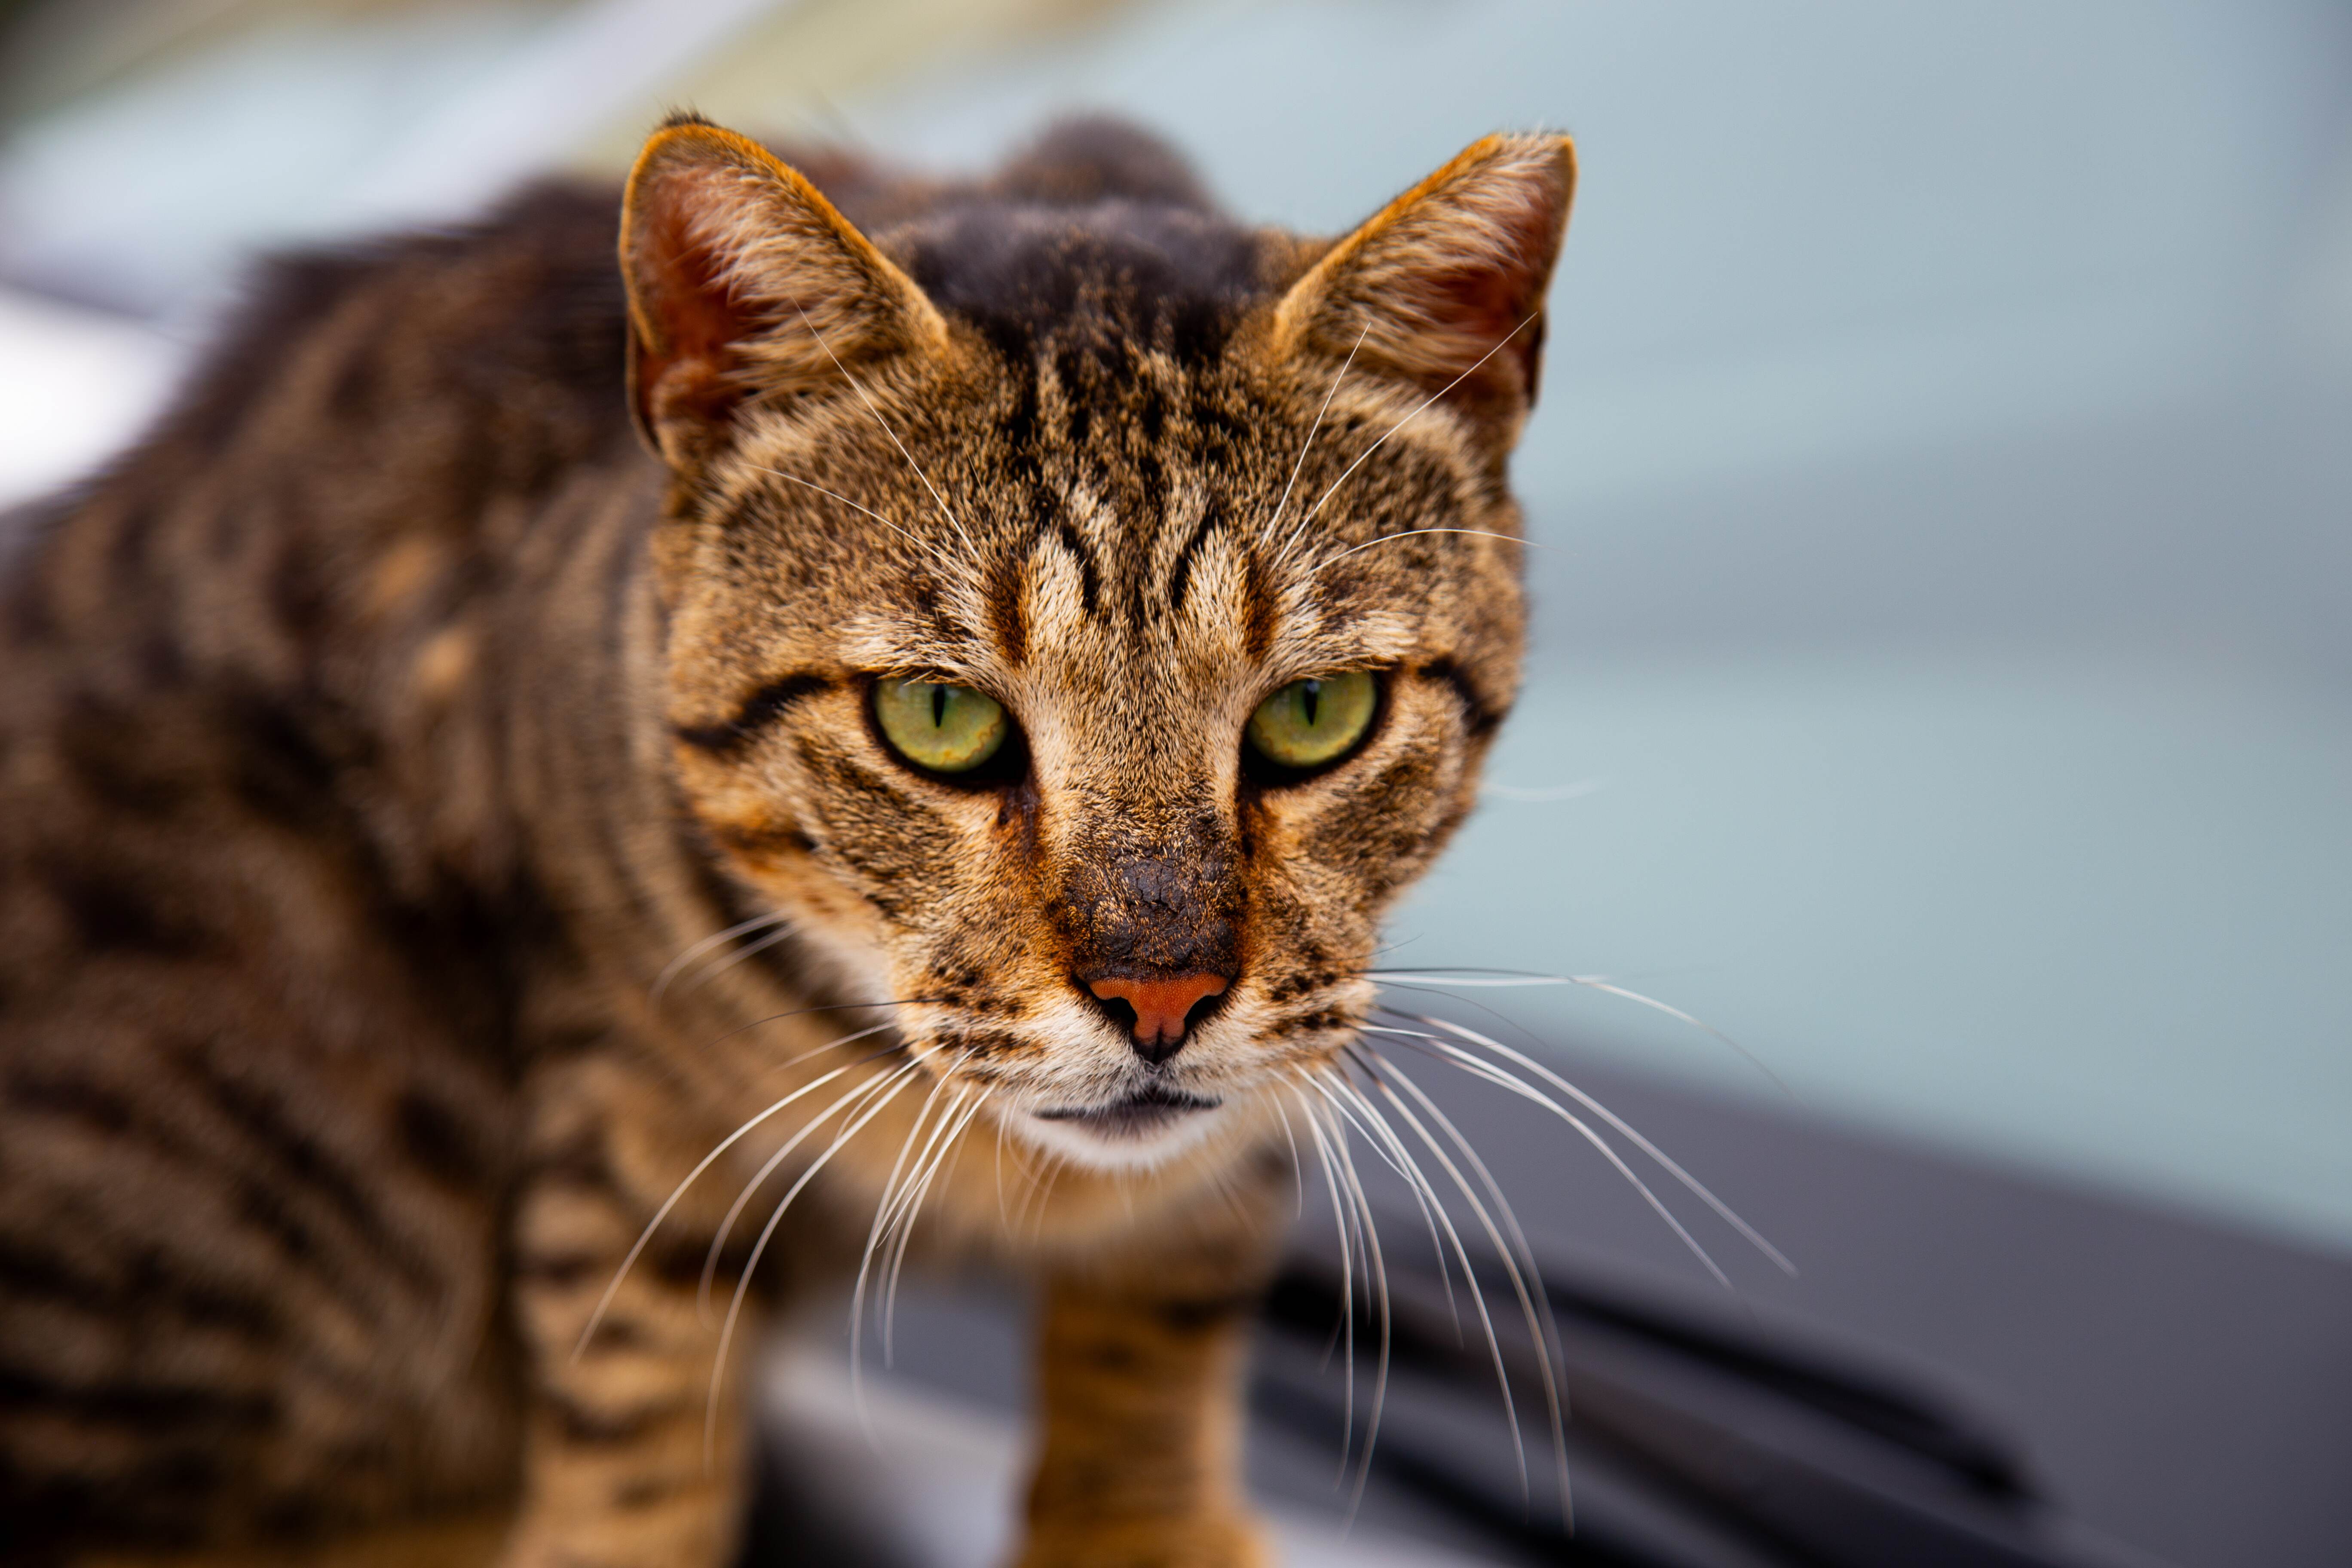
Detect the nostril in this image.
<box><xmin>1094</xmin><ymin>992</ymin><xmax>1140</xmax><ymax>1038</ymax></box>
<box><xmin>1084</xmin><ymin>972</ymin><xmax>1230</xmax><ymax>1064</ymax></box>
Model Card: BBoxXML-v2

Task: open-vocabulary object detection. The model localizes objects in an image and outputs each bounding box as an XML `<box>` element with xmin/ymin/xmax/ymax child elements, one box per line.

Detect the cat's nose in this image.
<box><xmin>1084</xmin><ymin>971</ymin><xmax>1229</xmax><ymax>1065</ymax></box>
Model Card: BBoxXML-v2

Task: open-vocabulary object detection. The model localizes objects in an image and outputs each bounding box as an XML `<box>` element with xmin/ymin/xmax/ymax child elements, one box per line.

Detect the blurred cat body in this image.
<box><xmin>0</xmin><ymin>116</ymin><xmax>1571</xmax><ymax>1565</ymax></box>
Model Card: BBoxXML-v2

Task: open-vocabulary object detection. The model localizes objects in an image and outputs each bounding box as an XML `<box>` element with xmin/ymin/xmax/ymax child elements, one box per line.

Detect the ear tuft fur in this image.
<box><xmin>620</xmin><ymin>118</ymin><xmax>943</xmax><ymax>464</ymax></box>
<box><xmin>1276</xmin><ymin>132</ymin><xmax>1576</xmax><ymax>431</ymax></box>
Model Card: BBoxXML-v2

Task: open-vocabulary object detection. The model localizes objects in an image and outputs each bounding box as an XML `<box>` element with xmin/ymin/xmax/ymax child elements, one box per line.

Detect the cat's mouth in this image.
<box><xmin>1034</xmin><ymin>1082</ymin><xmax>1223</xmax><ymax>1139</ymax></box>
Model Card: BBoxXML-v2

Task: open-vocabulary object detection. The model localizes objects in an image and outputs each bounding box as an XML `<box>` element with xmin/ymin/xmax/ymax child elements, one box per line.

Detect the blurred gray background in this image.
<box><xmin>4</xmin><ymin>3</ymin><xmax>2348</xmax><ymax>1565</ymax></box>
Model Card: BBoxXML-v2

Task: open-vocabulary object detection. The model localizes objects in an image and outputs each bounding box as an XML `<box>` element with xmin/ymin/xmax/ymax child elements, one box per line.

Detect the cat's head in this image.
<box><xmin>624</xmin><ymin>115</ymin><xmax>1571</xmax><ymax>1170</ymax></box>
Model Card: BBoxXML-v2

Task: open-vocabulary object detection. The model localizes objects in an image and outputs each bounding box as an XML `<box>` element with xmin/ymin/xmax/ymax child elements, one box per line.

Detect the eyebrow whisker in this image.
<box><xmin>1269</xmin><ymin>321</ymin><xmax>1370</xmax><ymax>567</ymax></box>
<box><xmin>786</xmin><ymin>296</ymin><xmax>981</xmax><ymax>561</ymax></box>
<box><xmin>753</xmin><ymin>466</ymin><xmax>957</xmax><ymax>573</ymax></box>
<box><xmin>1307</xmin><ymin>527</ymin><xmax>1549</xmax><ymax>581</ymax></box>
<box><xmin>1293</xmin><ymin>312</ymin><xmax>1540</xmax><ymax>540</ymax></box>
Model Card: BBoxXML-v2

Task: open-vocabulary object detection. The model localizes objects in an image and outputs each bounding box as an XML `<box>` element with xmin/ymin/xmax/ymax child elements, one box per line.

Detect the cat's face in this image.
<box><xmin>626</xmin><ymin>119</ymin><xmax>1571</xmax><ymax>1170</ymax></box>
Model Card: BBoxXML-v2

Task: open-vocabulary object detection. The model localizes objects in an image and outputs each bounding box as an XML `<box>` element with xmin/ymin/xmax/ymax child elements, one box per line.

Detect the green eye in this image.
<box><xmin>873</xmin><ymin>679</ymin><xmax>1009</xmax><ymax>774</ymax></box>
<box><xmin>1246</xmin><ymin>672</ymin><xmax>1378</xmax><ymax>772</ymax></box>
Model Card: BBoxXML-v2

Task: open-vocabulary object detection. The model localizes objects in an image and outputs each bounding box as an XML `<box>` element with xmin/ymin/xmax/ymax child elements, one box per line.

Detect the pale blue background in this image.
<box><xmin>844</xmin><ymin>0</ymin><xmax>2352</xmax><ymax>1248</ymax></box>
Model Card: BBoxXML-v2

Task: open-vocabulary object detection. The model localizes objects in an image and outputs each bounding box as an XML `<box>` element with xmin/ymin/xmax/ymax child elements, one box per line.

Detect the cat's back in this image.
<box><xmin>0</xmin><ymin>167</ymin><xmax>682</xmax><ymax>1555</ymax></box>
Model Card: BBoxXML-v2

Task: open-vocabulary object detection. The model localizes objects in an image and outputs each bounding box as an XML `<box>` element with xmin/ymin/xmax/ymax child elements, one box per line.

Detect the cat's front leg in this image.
<box><xmin>1014</xmin><ymin>1220</ymin><xmax>1283</xmax><ymax>1568</ymax></box>
<box><xmin>498</xmin><ymin>1050</ymin><xmax>763</xmax><ymax>1568</ymax></box>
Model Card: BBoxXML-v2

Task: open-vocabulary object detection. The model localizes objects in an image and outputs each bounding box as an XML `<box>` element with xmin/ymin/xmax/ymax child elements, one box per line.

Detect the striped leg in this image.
<box><xmin>1014</xmin><ymin>1232</ymin><xmax>1280</xmax><ymax>1568</ymax></box>
<box><xmin>498</xmin><ymin>1054</ymin><xmax>766</xmax><ymax>1568</ymax></box>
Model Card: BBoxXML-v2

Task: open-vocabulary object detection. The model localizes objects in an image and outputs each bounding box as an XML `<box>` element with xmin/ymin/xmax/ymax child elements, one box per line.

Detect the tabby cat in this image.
<box><xmin>0</xmin><ymin>113</ymin><xmax>1573</xmax><ymax>1565</ymax></box>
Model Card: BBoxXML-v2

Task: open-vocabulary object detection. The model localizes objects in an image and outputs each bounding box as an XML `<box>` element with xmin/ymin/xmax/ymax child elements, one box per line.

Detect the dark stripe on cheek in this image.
<box><xmin>992</xmin><ymin>556</ymin><xmax>1029</xmax><ymax>665</ymax></box>
<box><xmin>1240</xmin><ymin>548</ymin><xmax>1276</xmax><ymax>660</ymax></box>
<box><xmin>674</xmin><ymin>671</ymin><xmax>830</xmax><ymax>755</ymax></box>
<box><xmin>1167</xmin><ymin>499</ymin><xmax>1221</xmax><ymax>614</ymax></box>
<box><xmin>1055</xmin><ymin>520</ymin><xmax>1100</xmax><ymax>617</ymax></box>
<box><xmin>1418</xmin><ymin>658</ymin><xmax>1505</xmax><ymax>739</ymax></box>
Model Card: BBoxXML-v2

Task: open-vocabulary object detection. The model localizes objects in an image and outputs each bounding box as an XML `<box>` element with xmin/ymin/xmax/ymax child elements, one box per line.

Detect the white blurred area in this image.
<box><xmin>0</xmin><ymin>0</ymin><xmax>798</xmax><ymax>505</ymax></box>
<box><xmin>0</xmin><ymin>288</ymin><xmax>180</xmax><ymax>504</ymax></box>
<box><xmin>3</xmin><ymin>0</ymin><xmax>2349</xmax><ymax>1243</ymax></box>
<box><xmin>758</xmin><ymin>1349</ymin><xmax>1493</xmax><ymax>1568</ymax></box>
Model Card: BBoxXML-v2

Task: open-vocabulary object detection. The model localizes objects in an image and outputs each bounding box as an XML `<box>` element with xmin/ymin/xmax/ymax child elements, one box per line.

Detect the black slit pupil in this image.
<box><xmin>1301</xmin><ymin>680</ymin><xmax>1320</xmax><ymax>727</ymax></box>
<box><xmin>931</xmin><ymin>686</ymin><xmax>947</xmax><ymax>727</ymax></box>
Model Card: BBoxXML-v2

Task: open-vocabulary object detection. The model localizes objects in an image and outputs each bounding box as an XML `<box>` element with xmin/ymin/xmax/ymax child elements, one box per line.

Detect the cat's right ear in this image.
<box><xmin>620</xmin><ymin>115</ymin><xmax>946</xmax><ymax>464</ymax></box>
<box><xmin>1271</xmin><ymin>132</ymin><xmax>1575</xmax><ymax>445</ymax></box>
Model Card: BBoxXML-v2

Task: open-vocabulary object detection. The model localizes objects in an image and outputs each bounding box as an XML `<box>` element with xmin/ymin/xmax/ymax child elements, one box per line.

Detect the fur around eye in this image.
<box><xmin>873</xmin><ymin>678</ymin><xmax>1009</xmax><ymax>773</ymax></box>
<box><xmin>1245</xmin><ymin>672</ymin><xmax>1378</xmax><ymax>774</ymax></box>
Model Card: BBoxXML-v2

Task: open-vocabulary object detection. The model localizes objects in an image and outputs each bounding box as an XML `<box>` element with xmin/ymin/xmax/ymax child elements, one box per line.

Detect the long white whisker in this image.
<box><xmin>1307</xmin><ymin>527</ymin><xmax>1542</xmax><ymax>580</ymax></box>
<box><xmin>1362</xmin><ymin>1047</ymin><xmax>1556</xmax><ymax>1338</ymax></box>
<box><xmin>787</xmin><ymin>298</ymin><xmax>980</xmax><ymax>559</ymax></box>
<box><xmin>1315</xmin><ymin>1071</ymin><xmax>1522</xmax><ymax>1501</ymax></box>
<box><xmin>651</xmin><ymin>910</ymin><xmax>790</xmax><ymax>1003</ymax></box>
<box><xmin>1292</xmin><ymin>312</ymin><xmax>1539</xmax><ymax>536</ymax></box>
<box><xmin>1365</xmin><ymin>971</ymin><xmax>1575</xmax><ymax>988</ymax></box>
<box><xmin>1401</xmin><ymin>1011</ymin><xmax>1795</xmax><ymax>1277</ymax></box>
<box><xmin>698</xmin><ymin>1056</ymin><xmax>922</xmax><ymax>1317</ymax></box>
<box><xmin>848</xmin><ymin>1075</ymin><xmax>957</xmax><ymax>1423</ymax></box>
<box><xmin>1269</xmin><ymin>322</ymin><xmax>1369</xmax><ymax>566</ymax></box>
<box><xmin>1379</xmin><ymin>1021</ymin><xmax>1736</xmax><ymax>1290</ymax></box>
<box><xmin>1370</xmin><ymin>969</ymin><xmax>1791</xmax><ymax>1097</ymax></box>
<box><xmin>1338</xmin><ymin>1073</ymin><xmax>1467</xmax><ymax>1337</ymax></box>
<box><xmin>697</xmin><ymin>998</ymin><xmax>931</xmax><ymax>1063</ymax></box>
<box><xmin>1268</xmin><ymin>1091</ymin><xmax>1309</xmax><ymax>1222</ymax></box>
<box><xmin>753</xmin><ymin>466</ymin><xmax>955</xmax><ymax>570</ymax></box>
<box><xmin>851</xmin><ymin>1076</ymin><xmax>967</xmax><ymax>1417</ymax></box>
<box><xmin>683</xmin><ymin>919</ymin><xmax>798</xmax><ymax>993</ymax></box>
<box><xmin>1024</xmin><ymin>1140</ymin><xmax>1069</xmax><ymax>1242</ymax></box>
<box><xmin>1317</xmin><ymin>1085</ymin><xmax>1392</xmax><ymax>1518</ymax></box>
<box><xmin>1290</xmin><ymin>1084</ymin><xmax>1359</xmax><ymax>1464</ymax></box>
<box><xmin>853</xmin><ymin>1083</ymin><xmax>974</xmax><ymax>1446</ymax></box>
<box><xmin>882</xmin><ymin>1089</ymin><xmax>991</xmax><ymax>1361</ymax></box>
<box><xmin>704</xmin><ymin>1057</ymin><xmax>933</xmax><ymax>1465</ymax></box>
<box><xmin>1355</xmin><ymin>1050</ymin><xmax>1567</xmax><ymax>1517</ymax></box>
<box><xmin>1297</xmin><ymin>1068</ymin><xmax>1460</xmax><ymax>1329</ymax></box>
<box><xmin>1563</xmin><ymin>978</ymin><xmax>1794</xmax><ymax>1098</ymax></box>
<box><xmin>572</xmin><ymin>1022</ymin><xmax>901</xmax><ymax>1362</ymax></box>
<box><xmin>1373</xmin><ymin>1054</ymin><xmax>1575</xmax><ymax>1524</ymax></box>
<box><xmin>996</xmin><ymin>1105</ymin><xmax>1047</xmax><ymax>1232</ymax></box>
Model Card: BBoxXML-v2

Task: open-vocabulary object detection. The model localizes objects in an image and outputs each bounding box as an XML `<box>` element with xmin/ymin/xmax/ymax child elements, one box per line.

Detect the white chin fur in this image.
<box><xmin>1013</xmin><ymin>1102</ymin><xmax>1230</xmax><ymax>1172</ymax></box>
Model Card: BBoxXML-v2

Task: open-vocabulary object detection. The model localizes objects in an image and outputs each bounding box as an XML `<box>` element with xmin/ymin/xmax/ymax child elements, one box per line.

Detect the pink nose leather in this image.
<box><xmin>1089</xmin><ymin>973</ymin><xmax>1228</xmax><ymax>1050</ymax></box>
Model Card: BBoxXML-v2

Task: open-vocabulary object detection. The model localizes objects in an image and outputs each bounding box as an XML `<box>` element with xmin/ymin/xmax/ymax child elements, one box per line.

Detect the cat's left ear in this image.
<box><xmin>620</xmin><ymin>114</ymin><xmax>946</xmax><ymax>464</ymax></box>
<box><xmin>1273</xmin><ymin>132</ymin><xmax>1575</xmax><ymax>439</ymax></box>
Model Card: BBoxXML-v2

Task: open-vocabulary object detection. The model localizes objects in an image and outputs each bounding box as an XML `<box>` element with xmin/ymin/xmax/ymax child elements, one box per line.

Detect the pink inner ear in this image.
<box><xmin>1382</xmin><ymin>264</ymin><xmax>1542</xmax><ymax>408</ymax></box>
<box><xmin>1433</xmin><ymin>178</ymin><xmax>1564</xmax><ymax>400</ymax></box>
<box><xmin>1354</xmin><ymin>163</ymin><xmax>1565</xmax><ymax>409</ymax></box>
<box><xmin>632</xmin><ymin>180</ymin><xmax>759</xmax><ymax>429</ymax></box>
<box><xmin>1433</xmin><ymin>261</ymin><xmax>1532</xmax><ymax>354</ymax></box>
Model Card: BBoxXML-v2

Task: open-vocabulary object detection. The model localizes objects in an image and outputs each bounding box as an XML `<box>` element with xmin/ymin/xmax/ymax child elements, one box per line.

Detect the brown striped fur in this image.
<box><xmin>0</xmin><ymin>115</ymin><xmax>1574</xmax><ymax>1566</ymax></box>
